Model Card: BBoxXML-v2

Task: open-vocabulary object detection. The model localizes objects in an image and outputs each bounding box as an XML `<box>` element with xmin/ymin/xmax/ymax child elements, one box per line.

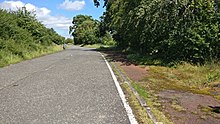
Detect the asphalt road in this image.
<box><xmin>0</xmin><ymin>46</ymin><xmax>130</xmax><ymax>124</ymax></box>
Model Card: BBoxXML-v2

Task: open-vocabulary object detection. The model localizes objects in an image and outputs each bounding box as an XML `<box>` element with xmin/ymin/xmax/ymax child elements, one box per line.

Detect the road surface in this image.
<box><xmin>0</xmin><ymin>46</ymin><xmax>131</xmax><ymax>124</ymax></box>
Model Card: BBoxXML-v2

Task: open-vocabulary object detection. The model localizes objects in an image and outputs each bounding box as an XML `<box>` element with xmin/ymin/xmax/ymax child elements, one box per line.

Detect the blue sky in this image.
<box><xmin>0</xmin><ymin>0</ymin><xmax>105</xmax><ymax>38</ymax></box>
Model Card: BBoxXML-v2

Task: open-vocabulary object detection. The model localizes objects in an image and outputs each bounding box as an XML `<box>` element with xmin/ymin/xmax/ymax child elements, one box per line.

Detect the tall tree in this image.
<box><xmin>69</xmin><ymin>15</ymin><xmax>100</xmax><ymax>45</ymax></box>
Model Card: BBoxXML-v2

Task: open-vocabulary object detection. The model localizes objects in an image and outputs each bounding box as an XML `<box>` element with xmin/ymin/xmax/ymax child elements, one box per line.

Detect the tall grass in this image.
<box><xmin>0</xmin><ymin>45</ymin><xmax>62</xmax><ymax>67</ymax></box>
<box><xmin>125</xmin><ymin>53</ymin><xmax>220</xmax><ymax>98</ymax></box>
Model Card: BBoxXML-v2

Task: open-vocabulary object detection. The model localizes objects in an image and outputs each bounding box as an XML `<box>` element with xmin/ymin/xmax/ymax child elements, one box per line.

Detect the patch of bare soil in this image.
<box><xmin>158</xmin><ymin>90</ymin><xmax>220</xmax><ymax>124</ymax></box>
<box><xmin>102</xmin><ymin>51</ymin><xmax>147</xmax><ymax>81</ymax></box>
<box><xmin>102</xmin><ymin>51</ymin><xmax>148</xmax><ymax>81</ymax></box>
<box><xmin>115</xmin><ymin>62</ymin><xmax>147</xmax><ymax>81</ymax></box>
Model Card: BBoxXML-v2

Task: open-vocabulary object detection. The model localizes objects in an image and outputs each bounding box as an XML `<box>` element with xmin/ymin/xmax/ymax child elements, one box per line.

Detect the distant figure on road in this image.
<box><xmin>63</xmin><ymin>43</ymin><xmax>67</xmax><ymax>50</ymax></box>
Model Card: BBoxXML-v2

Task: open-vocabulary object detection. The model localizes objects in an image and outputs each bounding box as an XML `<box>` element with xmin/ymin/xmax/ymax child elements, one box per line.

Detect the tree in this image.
<box><xmin>96</xmin><ymin>0</ymin><xmax>220</xmax><ymax>63</ymax></box>
<box><xmin>65</xmin><ymin>38</ymin><xmax>74</xmax><ymax>44</ymax></box>
<box><xmin>69</xmin><ymin>15</ymin><xmax>100</xmax><ymax>45</ymax></box>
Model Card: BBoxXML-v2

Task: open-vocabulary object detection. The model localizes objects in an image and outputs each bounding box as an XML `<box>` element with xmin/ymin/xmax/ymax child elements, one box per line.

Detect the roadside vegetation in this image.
<box><xmin>90</xmin><ymin>0</ymin><xmax>220</xmax><ymax>123</ymax></box>
<box><xmin>69</xmin><ymin>14</ymin><xmax>116</xmax><ymax>47</ymax></box>
<box><xmin>0</xmin><ymin>7</ymin><xmax>70</xmax><ymax>67</ymax></box>
<box><xmin>126</xmin><ymin>53</ymin><xmax>220</xmax><ymax>97</ymax></box>
<box><xmin>96</xmin><ymin>0</ymin><xmax>220</xmax><ymax>64</ymax></box>
<box><xmin>102</xmin><ymin>49</ymin><xmax>220</xmax><ymax>123</ymax></box>
<box><xmin>121</xmin><ymin>83</ymin><xmax>155</xmax><ymax>124</ymax></box>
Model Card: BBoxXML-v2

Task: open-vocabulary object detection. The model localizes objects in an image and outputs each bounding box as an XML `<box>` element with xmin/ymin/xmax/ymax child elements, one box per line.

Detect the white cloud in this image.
<box><xmin>0</xmin><ymin>1</ymin><xmax>72</xmax><ymax>38</ymax></box>
<box><xmin>0</xmin><ymin>1</ymin><xmax>24</xmax><ymax>10</ymax></box>
<box><xmin>25</xmin><ymin>3</ymin><xmax>36</xmax><ymax>11</ymax></box>
<box><xmin>60</xmin><ymin>0</ymin><xmax>85</xmax><ymax>11</ymax></box>
<box><xmin>39</xmin><ymin>15</ymin><xmax>72</xmax><ymax>30</ymax></box>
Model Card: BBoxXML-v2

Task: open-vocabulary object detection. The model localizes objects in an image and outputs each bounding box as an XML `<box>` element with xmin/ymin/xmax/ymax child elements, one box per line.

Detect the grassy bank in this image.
<box><xmin>0</xmin><ymin>45</ymin><xmax>62</xmax><ymax>67</ymax></box>
<box><xmin>126</xmin><ymin>53</ymin><xmax>220</xmax><ymax>95</ymax></box>
<box><xmin>0</xmin><ymin>9</ymin><xmax>65</xmax><ymax>68</ymax></box>
<box><xmin>135</xmin><ymin>62</ymin><xmax>220</xmax><ymax>98</ymax></box>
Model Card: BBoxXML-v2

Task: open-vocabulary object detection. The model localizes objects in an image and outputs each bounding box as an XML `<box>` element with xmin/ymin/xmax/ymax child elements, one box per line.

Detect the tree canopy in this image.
<box><xmin>97</xmin><ymin>0</ymin><xmax>220</xmax><ymax>64</ymax></box>
<box><xmin>69</xmin><ymin>15</ymin><xmax>100</xmax><ymax>45</ymax></box>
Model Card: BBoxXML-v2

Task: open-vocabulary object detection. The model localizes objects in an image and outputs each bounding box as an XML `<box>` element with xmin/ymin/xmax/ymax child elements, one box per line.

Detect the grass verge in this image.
<box><xmin>109</xmin><ymin>61</ymin><xmax>154</xmax><ymax>123</ymax></box>
<box><xmin>127</xmin><ymin>54</ymin><xmax>220</xmax><ymax>123</ymax></box>
<box><xmin>126</xmin><ymin>53</ymin><xmax>220</xmax><ymax>98</ymax></box>
<box><xmin>0</xmin><ymin>45</ymin><xmax>62</xmax><ymax>68</ymax></box>
<box><xmin>121</xmin><ymin>83</ymin><xmax>154</xmax><ymax>124</ymax></box>
<box><xmin>105</xmin><ymin>51</ymin><xmax>220</xmax><ymax>123</ymax></box>
<box><xmin>131</xmin><ymin>82</ymin><xmax>173</xmax><ymax>124</ymax></box>
<box><xmin>83</xmin><ymin>44</ymin><xmax>115</xmax><ymax>49</ymax></box>
<box><xmin>139</xmin><ymin>62</ymin><xmax>220</xmax><ymax>98</ymax></box>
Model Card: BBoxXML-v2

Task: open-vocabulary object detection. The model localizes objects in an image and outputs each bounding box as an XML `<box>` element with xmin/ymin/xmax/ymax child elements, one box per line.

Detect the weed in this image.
<box><xmin>200</xmin><ymin>115</ymin><xmax>207</xmax><ymax>120</ymax></box>
<box><xmin>206</xmin><ymin>72</ymin><xmax>220</xmax><ymax>84</ymax></box>
<box><xmin>171</xmin><ymin>101</ymin><xmax>186</xmax><ymax>112</ymax></box>
<box><xmin>131</xmin><ymin>82</ymin><xmax>150</xmax><ymax>99</ymax></box>
<box><xmin>191</xmin><ymin>111</ymin><xmax>198</xmax><ymax>115</ymax></box>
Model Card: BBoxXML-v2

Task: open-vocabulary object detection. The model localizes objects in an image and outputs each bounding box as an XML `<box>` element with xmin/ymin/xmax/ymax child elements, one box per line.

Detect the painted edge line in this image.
<box><xmin>100</xmin><ymin>53</ymin><xmax>138</xmax><ymax>124</ymax></box>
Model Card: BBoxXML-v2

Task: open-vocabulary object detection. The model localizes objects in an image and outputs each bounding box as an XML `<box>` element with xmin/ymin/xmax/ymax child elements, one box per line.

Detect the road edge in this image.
<box><xmin>100</xmin><ymin>53</ymin><xmax>138</xmax><ymax>124</ymax></box>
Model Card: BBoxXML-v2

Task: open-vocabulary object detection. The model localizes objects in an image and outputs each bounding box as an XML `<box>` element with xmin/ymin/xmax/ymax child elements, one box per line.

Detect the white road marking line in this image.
<box><xmin>100</xmin><ymin>53</ymin><xmax>138</xmax><ymax>124</ymax></box>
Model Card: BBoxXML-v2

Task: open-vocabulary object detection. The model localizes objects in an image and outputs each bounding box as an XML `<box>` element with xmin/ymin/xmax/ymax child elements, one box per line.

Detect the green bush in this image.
<box><xmin>101</xmin><ymin>31</ymin><xmax>116</xmax><ymax>46</ymax></box>
<box><xmin>0</xmin><ymin>7</ymin><xmax>64</xmax><ymax>67</ymax></box>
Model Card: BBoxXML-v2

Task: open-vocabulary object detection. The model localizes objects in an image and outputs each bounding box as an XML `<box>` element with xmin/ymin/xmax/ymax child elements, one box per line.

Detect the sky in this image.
<box><xmin>0</xmin><ymin>0</ymin><xmax>105</xmax><ymax>38</ymax></box>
